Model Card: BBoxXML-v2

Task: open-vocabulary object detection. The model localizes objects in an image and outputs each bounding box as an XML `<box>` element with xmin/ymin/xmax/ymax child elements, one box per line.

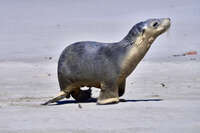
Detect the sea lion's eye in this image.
<box><xmin>152</xmin><ymin>21</ymin><xmax>159</xmax><ymax>28</ymax></box>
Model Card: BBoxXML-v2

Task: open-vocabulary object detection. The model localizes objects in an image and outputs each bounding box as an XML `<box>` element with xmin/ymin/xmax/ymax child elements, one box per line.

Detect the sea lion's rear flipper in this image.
<box><xmin>71</xmin><ymin>87</ymin><xmax>92</xmax><ymax>102</ymax></box>
<box><xmin>118</xmin><ymin>79</ymin><xmax>126</xmax><ymax>97</ymax></box>
<box><xmin>41</xmin><ymin>91</ymin><xmax>69</xmax><ymax>105</ymax></box>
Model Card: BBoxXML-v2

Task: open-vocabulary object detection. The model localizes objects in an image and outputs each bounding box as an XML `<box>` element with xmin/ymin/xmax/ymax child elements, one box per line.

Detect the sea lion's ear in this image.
<box><xmin>142</xmin><ymin>29</ymin><xmax>145</xmax><ymax>36</ymax></box>
<box><xmin>136</xmin><ymin>22</ymin><xmax>145</xmax><ymax>36</ymax></box>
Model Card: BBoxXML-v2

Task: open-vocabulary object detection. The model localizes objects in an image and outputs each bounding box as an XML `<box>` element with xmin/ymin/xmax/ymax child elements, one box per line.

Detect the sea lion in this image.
<box><xmin>42</xmin><ymin>18</ymin><xmax>171</xmax><ymax>105</ymax></box>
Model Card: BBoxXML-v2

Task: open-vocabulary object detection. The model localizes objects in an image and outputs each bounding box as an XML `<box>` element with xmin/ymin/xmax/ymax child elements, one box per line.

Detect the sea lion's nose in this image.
<box><xmin>163</xmin><ymin>18</ymin><xmax>171</xmax><ymax>29</ymax></box>
<box><xmin>162</xmin><ymin>18</ymin><xmax>171</xmax><ymax>22</ymax></box>
<box><xmin>158</xmin><ymin>18</ymin><xmax>171</xmax><ymax>31</ymax></box>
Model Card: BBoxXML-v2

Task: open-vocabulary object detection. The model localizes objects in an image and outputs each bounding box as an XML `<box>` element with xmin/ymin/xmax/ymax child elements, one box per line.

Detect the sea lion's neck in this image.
<box><xmin>119</xmin><ymin>35</ymin><xmax>153</xmax><ymax>79</ymax></box>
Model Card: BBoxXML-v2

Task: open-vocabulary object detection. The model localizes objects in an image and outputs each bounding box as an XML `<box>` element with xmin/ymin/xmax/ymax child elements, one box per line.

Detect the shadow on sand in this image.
<box><xmin>48</xmin><ymin>98</ymin><xmax>163</xmax><ymax>106</ymax></box>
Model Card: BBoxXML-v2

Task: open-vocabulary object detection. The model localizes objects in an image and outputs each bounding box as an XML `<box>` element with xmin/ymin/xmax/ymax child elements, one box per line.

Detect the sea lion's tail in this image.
<box><xmin>41</xmin><ymin>91</ymin><xmax>68</xmax><ymax>105</ymax></box>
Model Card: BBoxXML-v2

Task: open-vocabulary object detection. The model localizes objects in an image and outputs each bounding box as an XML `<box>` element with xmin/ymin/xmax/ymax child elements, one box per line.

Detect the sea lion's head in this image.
<box><xmin>142</xmin><ymin>18</ymin><xmax>171</xmax><ymax>39</ymax></box>
<box><xmin>125</xmin><ymin>18</ymin><xmax>171</xmax><ymax>46</ymax></box>
<box><xmin>120</xmin><ymin>18</ymin><xmax>171</xmax><ymax>78</ymax></box>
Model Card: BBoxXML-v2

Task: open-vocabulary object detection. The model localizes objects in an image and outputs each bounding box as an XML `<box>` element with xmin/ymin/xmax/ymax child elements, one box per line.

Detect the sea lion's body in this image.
<box><xmin>42</xmin><ymin>18</ymin><xmax>171</xmax><ymax>105</ymax></box>
<box><xmin>58</xmin><ymin>41</ymin><xmax>126</xmax><ymax>88</ymax></box>
<box><xmin>58</xmin><ymin>41</ymin><xmax>128</xmax><ymax>103</ymax></box>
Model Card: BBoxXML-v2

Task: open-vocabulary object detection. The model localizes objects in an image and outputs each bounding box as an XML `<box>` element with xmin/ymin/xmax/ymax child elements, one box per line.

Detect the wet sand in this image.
<box><xmin>0</xmin><ymin>61</ymin><xmax>200</xmax><ymax>133</ymax></box>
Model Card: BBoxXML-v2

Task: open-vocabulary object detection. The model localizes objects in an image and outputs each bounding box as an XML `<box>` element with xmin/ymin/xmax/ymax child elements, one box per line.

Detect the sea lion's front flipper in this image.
<box><xmin>118</xmin><ymin>79</ymin><xmax>126</xmax><ymax>97</ymax></box>
<box><xmin>97</xmin><ymin>82</ymin><xmax>119</xmax><ymax>105</ymax></box>
<box><xmin>41</xmin><ymin>91</ymin><xmax>69</xmax><ymax>105</ymax></box>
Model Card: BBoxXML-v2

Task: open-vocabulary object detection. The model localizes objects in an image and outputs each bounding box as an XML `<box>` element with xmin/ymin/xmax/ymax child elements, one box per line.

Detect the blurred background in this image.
<box><xmin>0</xmin><ymin>0</ymin><xmax>199</xmax><ymax>62</ymax></box>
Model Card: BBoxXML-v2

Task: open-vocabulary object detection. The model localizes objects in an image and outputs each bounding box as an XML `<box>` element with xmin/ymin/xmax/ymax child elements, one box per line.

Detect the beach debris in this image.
<box><xmin>183</xmin><ymin>51</ymin><xmax>197</xmax><ymax>56</ymax></box>
<box><xmin>44</xmin><ymin>56</ymin><xmax>53</xmax><ymax>60</ymax></box>
<box><xmin>173</xmin><ymin>51</ymin><xmax>197</xmax><ymax>57</ymax></box>
<box><xmin>160</xmin><ymin>83</ymin><xmax>166</xmax><ymax>88</ymax></box>
<box><xmin>48</xmin><ymin>73</ymin><xmax>51</xmax><ymax>77</ymax></box>
<box><xmin>151</xmin><ymin>94</ymin><xmax>160</xmax><ymax>97</ymax></box>
<box><xmin>190</xmin><ymin>58</ymin><xmax>196</xmax><ymax>60</ymax></box>
<box><xmin>78</xmin><ymin>103</ymin><xmax>82</xmax><ymax>109</ymax></box>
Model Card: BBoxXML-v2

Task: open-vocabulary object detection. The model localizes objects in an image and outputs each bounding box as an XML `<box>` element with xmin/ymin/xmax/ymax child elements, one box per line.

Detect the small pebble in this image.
<box><xmin>78</xmin><ymin>103</ymin><xmax>82</xmax><ymax>109</ymax></box>
<box><xmin>160</xmin><ymin>83</ymin><xmax>166</xmax><ymax>87</ymax></box>
<box><xmin>190</xmin><ymin>58</ymin><xmax>196</xmax><ymax>60</ymax></box>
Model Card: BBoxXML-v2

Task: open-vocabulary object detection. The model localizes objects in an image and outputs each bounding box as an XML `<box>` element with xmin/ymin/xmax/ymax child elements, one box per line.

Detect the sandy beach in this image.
<box><xmin>0</xmin><ymin>0</ymin><xmax>200</xmax><ymax>132</ymax></box>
